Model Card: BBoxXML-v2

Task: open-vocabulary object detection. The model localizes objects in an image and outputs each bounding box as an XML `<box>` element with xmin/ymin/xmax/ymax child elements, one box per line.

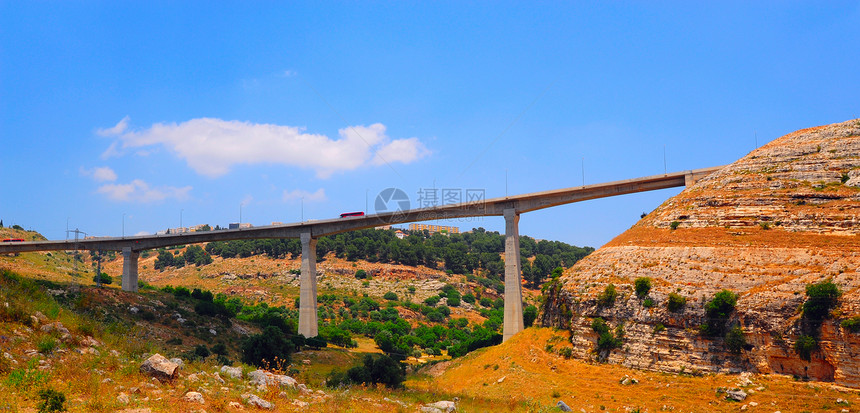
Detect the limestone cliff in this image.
<box><xmin>541</xmin><ymin>119</ymin><xmax>860</xmax><ymax>387</ymax></box>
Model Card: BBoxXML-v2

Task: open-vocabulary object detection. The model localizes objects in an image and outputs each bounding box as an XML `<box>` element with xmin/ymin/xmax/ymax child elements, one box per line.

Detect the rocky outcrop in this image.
<box><xmin>139</xmin><ymin>354</ymin><xmax>179</xmax><ymax>382</ymax></box>
<box><xmin>541</xmin><ymin>119</ymin><xmax>860</xmax><ymax>387</ymax></box>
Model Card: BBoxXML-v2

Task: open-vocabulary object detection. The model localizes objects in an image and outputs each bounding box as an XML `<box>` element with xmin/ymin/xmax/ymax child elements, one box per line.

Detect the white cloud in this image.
<box><xmin>80</xmin><ymin>166</ymin><xmax>118</xmax><ymax>182</ymax></box>
<box><xmin>97</xmin><ymin>116</ymin><xmax>130</xmax><ymax>136</ymax></box>
<box><xmin>282</xmin><ymin>188</ymin><xmax>327</xmax><ymax>202</ymax></box>
<box><xmin>92</xmin><ymin>166</ymin><xmax>118</xmax><ymax>182</ymax></box>
<box><xmin>282</xmin><ymin>70</ymin><xmax>297</xmax><ymax>77</ymax></box>
<box><xmin>97</xmin><ymin>179</ymin><xmax>192</xmax><ymax>203</ymax></box>
<box><xmin>135</xmin><ymin>231</ymin><xmax>151</xmax><ymax>236</ymax></box>
<box><xmin>99</xmin><ymin>117</ymin><xmax>429</xmax><ymax>178</ymax></box>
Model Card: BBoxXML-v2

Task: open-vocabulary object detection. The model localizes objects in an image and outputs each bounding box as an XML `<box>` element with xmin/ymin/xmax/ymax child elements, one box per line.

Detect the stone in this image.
<box><xmin>129</xmin><ymin>306</ymin><xmax>139</xmax><ymax>314</ymax></box>
<box><xmin>242</xmin><ymin>394</ymin><xmax>273</xmax><ymax>409</ymax></box>
<box><xmin>182</xmin><ymin>391</ymin><xmax>205</xmax><ymax>404</ymax></box>
<box><xmin>139</xmin><ymin>354</ymin><xmax>179</xmax><ymax>381</ymax></box>
<box><xmin>291</xmin><ymin>400</ymin><xmax>309</xmax><ymax>408</ymax></box>
<box><xmin>424</xmin><ymin>400</ymin><xmax>456</xmax><ymax>412</ymax></box>
<box><xmin>170</xmin><ymin>358</ymin><xmax>184</xmax><ymax>368</ymax></box>
<box><xmin>557</xmin><ymin>400</ymin><xmax>572</xmax><ymax>412</ymax></box>
<box><xmin>497</xmin><ymin>376</ymin><xmax>506</xmax><ymax>383</ymax></box>
<box><xmin>80</xmin><ymin>336</ymin><xmax>101</xmax><ymax>347</ymax></box>
<box><xmin>39</xmin><ymin>322</ymin><xmax>69</xmax><ymax>335</ymax></box>
<box><xmin>213</xmin><ymin>372</ymin><xmax>225</xmax><ymax>384</ymax></box>
<box><xmin>117</xmin><ymin>393</ymin><xmax>130</xmax><ymax>404</ymax></box>
<box><xmin>228</xmin><ymin>401</ymin><xmax>243</xmax><ymax>409</ymax></box>
<box><xmin>221</xmin><ymin>365</ymin><xmax>243</xmax><ymax>379</ymax></box>
<box><xmin>297</xmin><ymin>383</ymin><xmax>311</xmax><ymax>394</ymax></box>
<box><xmin>247</xmin><ymin>369</ymin><xmax>296</xmax><ymax>388</ymax></box>
<box><xmin>726</xmin><ymin>389</ymin><xmax>748</xmax><ymax>401</ymax></box>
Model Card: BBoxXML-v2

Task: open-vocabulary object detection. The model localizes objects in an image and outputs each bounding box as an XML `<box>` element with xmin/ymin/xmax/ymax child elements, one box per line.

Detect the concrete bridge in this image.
<box><xmin>0</xmin><ymin>166</ymin><xmax>722</xmax><ymax>341</ymax></box>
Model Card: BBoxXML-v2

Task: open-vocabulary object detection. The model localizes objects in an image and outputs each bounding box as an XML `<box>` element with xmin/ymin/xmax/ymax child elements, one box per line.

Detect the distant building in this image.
<box><xmin>408</xmin><ymin>223</ymin><xmax>459</xmax><ymax>235</ymax></box>
<box><xmin>228</xmin><ymin>223</ymin><xmax>253</xmax><ymax>229</ymax></box>
<box><xmin>394</xmin><ymin>229</ymin><xmax>407</xmax><ymax>239</ymax></box>
<box><xmin>376</xmin><ymin>225</ymin><xmax>392</xmax><ymax>230</ymax></box>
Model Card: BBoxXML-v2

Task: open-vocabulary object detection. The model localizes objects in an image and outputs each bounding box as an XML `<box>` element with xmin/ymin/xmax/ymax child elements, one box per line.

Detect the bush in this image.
<box><xmin>92</xmin><ymin>273</ymin><xmax>113</xmax><ymax>285</ymax></box>
<box><xmin>355</xmin><ymin>269</ymin><xmax>368</xmax><ymax>279</ymax></box>
<box><xmin>670</xmin><ymin>221</ymin><xmax>680</xmax><ymax>230</ymax></box>
<box><xmin>423</xmin><ymin>295</ymin><xmax>440</xmax><ymax>307</ymax></box>
<box><xmin>241</xmin><ymin>326</ymin><xmax>296</xmax><ymax>368</ymax></box>
<box><xmin>173</xmin><ymin>286</ymin><xmax>191</xmax><ymax>298</ymax></box>
<box><xmin>803</xmin><ymin>280</ymin><xmax>841</xmax><ymax>321</ymax></box>
<box><xmin>597</xmin><ymin>284</ymin><xmax>617</xmax><ymax>307</ymax></box>
<box><xmin>725</xmin><ymin>326</ymin><xmax>746</xmax><ymax>354</ymax></box>
<box><xmin>634</xmin><ymin>277</ymin><xmax>651</xmax><ymax>298</ymax></box>
<box><xmin>193</xmin><ymin>344</ymin><xmax>210</xmax><ymax>360</ymax></box>
<box><xmin>591</xmin><ymin>318</ymin><xmax>623</xmax><ymax>355</ymax></box>
<box><xmin>643</xmin><ymin>298</ymin><xmax>655</xmax><ymax>308</ymax></box>
<box><xmin>37</xmin><ymin>389</ymin><xmax>66</xmax><ymax>413</ymax></box>
<box><xmin>703</xmin><ymin>290</ymin><xmax>738</xmax><ymax>336</ymax></box>
<box><xmin>383</xmin><ymin>292</ymin><xmax>398</xmax><ymax>301</ymax></box>
<box><xmin>523</xmin><ymin>305</ymin><xmax>538</xmax><ymax>327</ymax></box>
<box><xmin>479</xmin><ymin>297</ymin><xmax>493</xmax><ymax>308</ymax></box>
<box><xmin>345</xmin><ymin>354</ymin><xmax>406</xmax><ymax>388</ymax></box>
<box><xmin>667</xmin><ymin>293</ymin><xmax>687</xmax><ymax>312</ymax></box>
<box><xmin>795</xmin><ymin>335</ymin><xmax>817</xmax><ymax>361</ymax></box>
<box><xmin>462</xmin><ymin>293</ymin><xmax>476</xmax><ymax>304</ymax></box>
<box><xmin>841</xmin><ymin>316</ymin><xmax>860</xmax><ymax>333</ymax></box>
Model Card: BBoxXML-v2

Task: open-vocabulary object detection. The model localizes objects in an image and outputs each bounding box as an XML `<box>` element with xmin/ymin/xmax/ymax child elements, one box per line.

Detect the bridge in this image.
<box><xmin>0</xmin><ymin>166</ymin><xmax>723</xmax><ymax>341</ymax></box>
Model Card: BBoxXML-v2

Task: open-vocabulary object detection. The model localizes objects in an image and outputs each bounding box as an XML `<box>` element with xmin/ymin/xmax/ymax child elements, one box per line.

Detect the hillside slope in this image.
<box><xmin>542</xmin><ymin>118</ymin><xmax>860</xmax><ymax>387</ymax></box>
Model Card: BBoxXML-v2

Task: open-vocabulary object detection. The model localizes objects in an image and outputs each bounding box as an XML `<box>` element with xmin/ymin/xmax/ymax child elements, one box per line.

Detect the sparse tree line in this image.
<box><xmin>201</xmin><ymin>227</ymin><xmax>593</xmax><ymax>288</ymax></box>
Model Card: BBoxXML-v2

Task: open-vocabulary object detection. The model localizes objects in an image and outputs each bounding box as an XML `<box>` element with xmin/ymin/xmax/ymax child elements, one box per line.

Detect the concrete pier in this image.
<box><xmin>503</xmin><ymin>208</ymin><xmax>524</xmax><ymax>342</ymax></box>
<box><xmin>121</xmin><ymin>247</ymin><xmax>139</xmax><ymax>292</ymax></box>
<box><xmin>298</xmin><ymin>232</ymin><xmax>319</xmax><ymax>337</ymax></box>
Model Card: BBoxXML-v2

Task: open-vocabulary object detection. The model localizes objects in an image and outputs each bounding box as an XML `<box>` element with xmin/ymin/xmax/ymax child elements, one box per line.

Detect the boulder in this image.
<box><xmin>726</xmin><ymin>389</ymin><xmax>748</xmax><ymax>401</ymax></box>
<box><xmin>182</xmin><ymin>391</ymin><xmax>205</xmax><ymax>404</ymax></box>
<box><xmin>247</xmin><ymin>369</ymin><xmax>296</xmax><ymax>388</ymax></box>
<box><xmin>557</xmin><ymin>400</ymin><xmax>572</xmax><ymax>412</ymax></box>
<box><xmin>221</xmin><ymin>366</ymin><xmax>243</xmax><ymax>379</ymax></box>
<box><xmin>139</xmin><ymin>354</ymin><xmax>179</xmax><ymax>381</ymax></box>
<box><xmin>242</xmin><ymin>394</ymin><xmax>273</xmax><ymax>409</ymax></box>
<box><xmin>423</xmin><ymin>400</ymin><xmax>456</xmax><ymax>412</ymax></box>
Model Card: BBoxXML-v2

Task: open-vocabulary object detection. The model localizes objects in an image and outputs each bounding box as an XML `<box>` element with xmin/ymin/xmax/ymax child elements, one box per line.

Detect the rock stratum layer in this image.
<box><xmin>541</xmin><ymin>119</ymin><xmax>860</xmax><ymax>387</ymax></box>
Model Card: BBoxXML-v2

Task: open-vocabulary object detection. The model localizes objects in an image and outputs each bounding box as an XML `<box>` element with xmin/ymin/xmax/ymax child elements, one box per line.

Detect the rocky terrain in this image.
<box><xmin>542</xmin><ymin>118</ymin><xmax>860</xmax><ymax>387</ymax></box>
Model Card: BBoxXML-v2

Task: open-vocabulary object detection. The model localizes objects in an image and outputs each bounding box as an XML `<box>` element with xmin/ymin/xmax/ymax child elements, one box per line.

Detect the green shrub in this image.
<box><xmin>462</xmin><ymin>293</ymin><xmax>476</xmax><ymax>304</ymax></box>
<box><xmin>634</xmin><ymin>277</ymin><xmax>651</xmax><ymax>298</ymax></box>
<box><xmin>558</xmin><ymin>347</ymin><xmax>573</xmax><ymax>359</ymax></box>
<box><xmin>703</xmin><ymin>290</ymin><xmax>738</xmax><ymax>336</ymax></box>
<box><xmin>642</xmin><ymin>298</ymin><xmax>655</xmax><ymax>308</ymax></box>
<box><xmin>653</xmin><ymin>323</ymin><xmax>666</xmax><ymax>334</ymax></box>
<box><xmin>725</xmin><ymin>326</ymin><xmax>746</xmax><ymax>354</ymax></box>
<box><xmin>92</xmin><ymin>273</ymin><xmax>112</xmax><ymax>285</ymax></box>
<box><xmin>37</xmin><ymin>337</ymin><xmax>58</xmax><ymax>354</ymax></box>
<box><xmin>344</xmin><ymin>354</ymin><xmax>406</xmax><ymax>388</ymax></box>
<box><xmin>479</xmin><ymin>297</ymin><xmax>493</xmax><ymax>308</ymax></box>
<box><xmin>173</xmin><ymin>286</ymin><xmax>191</xmax><ymax>298</ymax></box>
<box><xmin>37</xmin><ymin>388</ymin><xmax>66</xmax><ymax>413</ymax></box>
<box><xmin>670</xmin><ymin>221</ymin><xmax>680</xmax><ymax>230</ymax></box>
<box><xmin>241</xmin><ymin>326</ymin><xmax>296</xmax><ymax>368</ymax></box>
<box><xmin>841</xmin><ymin>316</ymin><xmax>860</xmax><ymax>333</ymax></box>
<box><xmin>591</xmin><ymin>318</ymin><xmax>623</xmax><ymax>355</ymax></box>
<box><xmin>523</xmin><ymin>305</ymin><xmax>538</xmax><ymax>327</ymax></box>
<box><xmin>802</xmin><ymin>280</ymin><xmax>841</xmax><ymax>321</ymax></box>
<box><xmin>383</xmin><ymin>292</ymin><xmax>398</xmax><ymax>301</ymax></box>
<box><xmin>355</xmin><ymin>270</ymin><xmax>368</xmax><ymax>279</ymax></box>
<box><xmin>667</xmin><ymin>293</ymin><xmax>687</xmax><ymax>312</ymax></box>
<box><xmin>193</xmin><ymin>344</ymin><xmax>210</xmax><ymax>360</ymax></box>
<box><xmin>424</xmin><ymin>295</ymin><xmax>440</xmax><ymax>307</ymax></box>
<box><xmin>166</xmin><ymin>337</ymin><xmax>183</xmax><ymax>345</ymax></box>
<box><xmin>795</xmin><ymin>335</ymin><xmax>817</xmax><ymax>361</ymax></box>
<box><xmin>597</xmin><ymin>284</ymin><xmax>618</xmax><ymax>307</ymax></box>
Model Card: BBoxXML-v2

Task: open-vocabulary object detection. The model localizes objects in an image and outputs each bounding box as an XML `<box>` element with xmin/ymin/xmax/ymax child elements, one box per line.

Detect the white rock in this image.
<box><xmin>182</xmin><ymin>391</ymin><xmax>205</xmax><ymax>404</ymax></box>
<box><xmin>221</xmin><ymin>366</ymin><xmax>243</xmax><ymax>379</ymax></box>
<box><xmin>117</xmin><ymin>393</ymin><xmax>130</xmax><ymax>404</ymax></box>
<box><xmin>243</xmin><ymin>394</ymin><xmax>273</xmax><ymax>409</ymax></box>
<box><xmin>424</xmin><ymin>400</ymin><xmax>456</xmax><ymax>412</ymax></box>
<box><xmin>139</xmin><ymin>354</ymin><xmax>179</xmax><ymax>381</ymax></box>
<box><xmin>291</xmin><ymin>400</ymin><xmax>309</xmax><ymax>408</ymax></box>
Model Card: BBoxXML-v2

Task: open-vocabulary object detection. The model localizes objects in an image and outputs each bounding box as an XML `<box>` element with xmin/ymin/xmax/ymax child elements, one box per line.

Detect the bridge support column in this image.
<box><xmin>298</xmin><ymin>232</ymin><xmax>319</xmax><ymax>338</ymax></box>
<box><xmin>503</xmin><ymin>208</ymin><xmax>524</xmax><ymax>342</ymax></box>
<box><xmin>121</xmin><ymin>247</ymin><xmax>139</xmax><ymax>292</ymax></box>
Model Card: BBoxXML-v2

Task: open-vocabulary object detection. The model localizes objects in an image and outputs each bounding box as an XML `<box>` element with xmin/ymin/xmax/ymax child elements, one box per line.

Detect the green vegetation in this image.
<box><xmin>383</xmin><ymin>291</ymin><xmax>398</xmax><ymax>301</ymax></box>
<box><xmin>91</xmin><ymin>272</ymin><xmax>112</xmax><ymax>285</ymax></box>
<box><xmin>354</xmin><ymin>269</ymin><xmax>368</xmax><ymax>279</ymax></box>
<box><xmin>154</xmin><ymin>245</ymin><xmax>212</xmax><ymax>270</ymax></box>
<box><xmin>634</xmin><ymin>277</ymin><xmax>651</xmax><ymax>298</ymax></box>
<box><xmin>667</xmin><ymin>293</ymin><xmax>687</xmax><ymax>312</ymax></box>
<box><xmin>523</xmin><ymin>305</ymin><xmax>538</xmax><ymax>328</ymax></box>
<box><xmin>597</xmin><ymin>284</ymin><xmax>618</xmax><ymax>307</ymax></box>
<box><xmin>795</xmin><ymin>335</ymin><xmax>817</xmax><ymax>361</ymax></box>
<box><xmin>725</xmin><ymin>326</ymin><xmax>746</xmax><ymax>354</ymax></box>
<box><xmin>802</xmin><ymin>280</ymin><xmax>840</xmax><ymax>322</ymax></box>
<box><xmin>205</xmin><ymin>227</ymin><xmax>593</xmax><ymax>288</ymax></box>
<box><xmin>327</xmin><ymin>354</ymin><xmax>405</xmax><ymax>389</ymax></box>
<box><xmin>36</xmin><ymin>389</ymin><xmax>66</xmax><ymax>413</ymax></box>
<box><xmin>702</xmin><ymin>290</ymin><xmax>738</xmax><ymax>336</ymax></box>
<box><xmin>841</xmin><ymin>316</ymin><xmax>860</xmax><ymax>333</ymax></box>
<box><xmin>670</xmin><ymin>221</ymin><xmax>680</xmax><ymax>230</ymax></box>
<box><xmin>591</xmin><ymin>318</ymin><xmax>624</xmax><ymax>356</ymax></box>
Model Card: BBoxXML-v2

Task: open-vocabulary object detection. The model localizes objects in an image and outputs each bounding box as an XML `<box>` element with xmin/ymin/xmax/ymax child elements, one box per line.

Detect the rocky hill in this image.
<box><xmin>541</xmin><ymin>119</ymin><xmax>860</xmax><ymax>387</ymax></box>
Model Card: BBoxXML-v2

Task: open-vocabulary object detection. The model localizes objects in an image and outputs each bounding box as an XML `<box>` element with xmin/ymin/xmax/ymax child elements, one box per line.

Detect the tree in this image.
<box><xmin>523</xmin><ymin>305</ymin><xmax>538</xmax><ymax>327</ymax></box>
<box><xmin>241</xmin><ymin>326</ymin><xmax>296</xmax><ymax>367</ymax></box>
<box><xmin>92</xmin><ymin>273</ymin><xmax>112</xmax><ymax>285</ymax></box>
<box><xmin>634</xmin><ymin>277</ymin><xmax>651</xmax><ymax>298</ymax></box>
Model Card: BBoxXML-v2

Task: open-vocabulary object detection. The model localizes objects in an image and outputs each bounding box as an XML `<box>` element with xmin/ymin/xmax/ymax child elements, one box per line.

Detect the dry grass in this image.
<box><xmin>416</xmin><ymin>327</ymin><xmax>860</xmax><ymax>412</ymax></box>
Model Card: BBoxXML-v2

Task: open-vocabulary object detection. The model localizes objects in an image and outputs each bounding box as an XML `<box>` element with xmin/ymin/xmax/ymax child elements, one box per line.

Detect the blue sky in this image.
<box><xmin>2</xmin><ymin>2</ymin><xmax>859</xmax><ymax>248</ymax></box>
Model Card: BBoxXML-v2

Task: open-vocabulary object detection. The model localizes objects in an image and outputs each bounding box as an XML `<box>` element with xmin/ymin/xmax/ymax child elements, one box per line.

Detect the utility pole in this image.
<box><xmin>95</xmin><ymin>248</ymin><xmax>102</xmax><ymax>288</ymax></box>
<box><xmin>180</xmin><ymin>209</ymin><xmax>183</xmax><ymax>230</ymax></box>
<box><xmin>122</xmin><ymin>213</ymin><xmax>126</xmax><ymax>237</ymax></box>
<box><xmin>664</xmin><ymin>145</ymin><xmax>667</xmax><ymax>175</ymax></box>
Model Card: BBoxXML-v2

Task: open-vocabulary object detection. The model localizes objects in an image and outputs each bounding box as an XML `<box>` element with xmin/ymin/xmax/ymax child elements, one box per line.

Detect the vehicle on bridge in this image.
<box><xmin>2</xmin><ymin>238</ymin><xmax>24</xmax><ymax>242</ymax></box>
<box><xmin>339</xmin><ymin>211</ymin><xmax>365</xmax><ymax>218</ymax></box>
